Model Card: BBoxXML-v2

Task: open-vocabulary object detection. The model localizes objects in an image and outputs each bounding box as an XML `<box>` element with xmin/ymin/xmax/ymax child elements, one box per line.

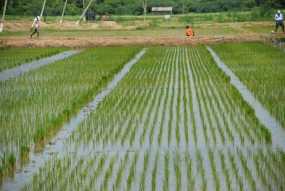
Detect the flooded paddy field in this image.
<box><xmin>210</xmin><ymin>43</ymin><xmax>285</xmax><ymax>129</ymax></box>
<box><xmin>1</xmin><ymin>45</ymin><xmax>285</xmax><ymax>191</ymax></box>
<box><xmin>0</xmin><ymin>46</ymin><xmax>143</xmax><ymax>190</ymax></box>
<box><xmin>0</xmin><ymin>47</ymin><xmax>71</xmax><ymax>72</ymax></box>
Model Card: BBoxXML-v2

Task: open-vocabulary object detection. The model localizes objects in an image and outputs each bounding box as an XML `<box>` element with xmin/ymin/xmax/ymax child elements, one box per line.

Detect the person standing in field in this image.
<box><xmin>186</xmin><ymin>26</ymin><xmax>194</xmax><ymax>36</ymax></box>
<box><xmin>274</xmin><ymin>10</ymin><xmax>284</xmax><ymax>34</ymax></box>
<box><xmin>30</xmin><ymin>16</ymin><xmax>40</xmax><ymax>38</ymax></box>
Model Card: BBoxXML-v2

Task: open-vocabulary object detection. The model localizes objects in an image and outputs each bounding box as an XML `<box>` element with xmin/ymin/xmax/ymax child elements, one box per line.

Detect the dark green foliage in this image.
<box><xmin>1</xmin><ymin>0</ymin><xmax>284</xmax><ymax>16</ymax></box>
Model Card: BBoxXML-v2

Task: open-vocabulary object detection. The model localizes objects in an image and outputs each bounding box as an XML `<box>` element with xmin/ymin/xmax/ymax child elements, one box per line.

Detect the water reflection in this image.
<box><xmin>206</xmin><ymin>45</ymin><xmax>285</xmax><ymax>149</ymax></box>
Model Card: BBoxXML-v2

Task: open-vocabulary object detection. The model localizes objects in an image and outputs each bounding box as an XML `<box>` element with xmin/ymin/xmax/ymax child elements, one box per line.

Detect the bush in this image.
<box><xmin>251</xmin><ymin>7</ymin><xmax>260</xmax><ymax>21</ymax></box>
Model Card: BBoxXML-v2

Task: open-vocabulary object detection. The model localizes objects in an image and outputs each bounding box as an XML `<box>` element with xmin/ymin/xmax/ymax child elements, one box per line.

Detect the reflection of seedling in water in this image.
<box><xmin>208</xmin><ymin>148</ymin><xmax>220</xmax><ymax>191</ymax></box>
<box><xmin>113</xmin><ymin>153</ymin><xmax>129</xmax><ymax>189</ymax></box>
<box><xmin>184</xmin><ymin>152</ymin><xmax>195</xmax><ymax>190</ymax></box>
<box><xmin>101</xmin><ymin>156</ymin><xmax>116</xmax><ymax>190</ymax></box>
<box><xmin>173</xmin><ymin>151</ymin><xmax>182</xmax><ymax>191</ymax></box>
<box><xmin>163</xmin><ymin>151</ymin><xmax>170</xmax><ymax>191</ymax></box>
<box><xmin>211</xmin><ymin>43</ymin><xmax>285</xmax><ymax>128</ymax></box>
<box><xmin>151</xmin><ymin>152</ymin><xmax>159</xmax><ymax>191</ymax></box>
<box><xmin>126</xmin><ymin>152</ymin><xmax>139</xmax><ymax>191</ymax></box>
<box><xmin>17</xmin><ymin>46</ymin><xmax>285</xmax><ymax>191</ymax></box>
<box><xmin>139</xmin><ymin>151</ymin><xmax>150</xmax><ymax>191</ymax></box>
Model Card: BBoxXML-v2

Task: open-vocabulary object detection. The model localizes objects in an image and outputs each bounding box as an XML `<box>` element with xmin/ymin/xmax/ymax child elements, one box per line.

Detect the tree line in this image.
<box><xmin>1</xmin><ymin>0</ymin><xmax>284</xmax><ymax>16</ymax></box>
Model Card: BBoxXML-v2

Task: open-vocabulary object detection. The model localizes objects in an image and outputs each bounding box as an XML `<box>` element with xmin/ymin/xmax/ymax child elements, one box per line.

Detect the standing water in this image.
<box><xmin>206</xmin><ymin>45</ymin><xmax>285</xmax><ymax>149</ymax></box>
<box><xmin>0</xmin><ymin>48</ymin><xmax>147</xmax><ymax>191</ymax></box>
<box><xmin>0</xmin><ymin>50</ymin><xmax>80</xmax><ymax>81</ymax></box>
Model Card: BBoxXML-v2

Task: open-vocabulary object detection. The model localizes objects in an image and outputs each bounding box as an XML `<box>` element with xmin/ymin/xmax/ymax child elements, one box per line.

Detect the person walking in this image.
<box><xmin>186</xmin><ymin>26</ymin><xmax>194</xmax><ymax>36</ymax></box>
<box><xmin>274</xmin><ymin>10</ymin><xmax>284</xmax><ymax>34</ymax></box>
<box><xmin>30</xmin><ymin>16</ymin><xmax>40</xmax><ymax>38</ymax></box>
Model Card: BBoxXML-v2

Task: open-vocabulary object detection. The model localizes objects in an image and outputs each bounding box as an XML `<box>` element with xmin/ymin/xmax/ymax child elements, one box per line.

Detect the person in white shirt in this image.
<box><xmin>30</xmin><ymin>16</ymin><xmax>40</xmax><ymax>38</ymax></box>
<box><xmin>274</xmin><ymin>10</ymin><xmax>284</xmax><ymax>34</ymax></box>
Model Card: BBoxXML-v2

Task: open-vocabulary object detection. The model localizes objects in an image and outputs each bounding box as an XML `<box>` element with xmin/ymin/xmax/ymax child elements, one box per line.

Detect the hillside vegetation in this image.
<box><xmin>1</xmin><ymin>0</ymin><xmax>284</xmax><ymax>17</ymax></box>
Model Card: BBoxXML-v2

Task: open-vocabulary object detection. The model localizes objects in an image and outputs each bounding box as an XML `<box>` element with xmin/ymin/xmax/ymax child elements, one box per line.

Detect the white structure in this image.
<box><xmin>40</xmin><ymin>0</ymin><xmax>47</xmax><ymax>19</ymax></box>
<box><xmin>0</xmin><ymin>0</ymin><xmax>8</xmax><ymax>32</ymax></box>
<box><xmin>60</xmin><ymin>0</ymin><xmax>68</xmax><ymax>24</ymax></box>
<box><xmin>151</xmin><ymin>7</ymin><xmax>172</xmax><ymax>15</ymax></box>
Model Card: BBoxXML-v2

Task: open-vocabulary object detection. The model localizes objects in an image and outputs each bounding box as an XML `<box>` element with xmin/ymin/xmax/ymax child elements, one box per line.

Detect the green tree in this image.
<box><xmin>244</xmin><ymin>0</ymin><xmax>257</xmax><ymax>9</ymax></box>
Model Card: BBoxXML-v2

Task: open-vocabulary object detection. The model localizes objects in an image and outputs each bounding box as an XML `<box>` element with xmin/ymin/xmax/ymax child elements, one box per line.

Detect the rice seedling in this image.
<box><xmin>210</xmin><ymin>42</ymin><xmax>285</xmax><ymax>128</ymax></box>
<box><xmin>3</xmin><ymin>45</ymin><xmax>285</xmax><ymax>191</ymax></box>
<box><xmin>0</xmin><ymin>46</ymin><xmax>143</xmax><ymax>175</ymax></box>
<box><xmin>0</xmin><ymin>47</ymin><xmax>70</xmax><ymax>71</ymax></box>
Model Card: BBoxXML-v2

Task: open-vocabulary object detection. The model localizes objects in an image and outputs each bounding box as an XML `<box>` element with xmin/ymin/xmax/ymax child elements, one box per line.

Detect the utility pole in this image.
<box><xmin>83</xmin><ymin>0</ymin><xmax>85</xmax><ymax>21</ymax></box>
<box><xmin>142</xmin><ymin>0</ymin><xmax>147</xmax><ymax>21</ymax></box>
<box><xmin>40</xmin><ymin>0</ymin><xmax>47</xmax><ymax>19</ymax></box>
<box><xmin>0</xmin><ymin>0</ymin><xmax>8</xmax><ymax>32</ymax></box>
<box><xmin>76</xmin><ymin>0</ymin><xmax>95</xmax><ymax>25</ymax></box>
<box><xmin>182</xmin><ymin>0</ymin><xmax>185</xmax><ymax>14</ymax></box>
<box><xmin>60</xmin><ymin>0</ymin><xmax>68</xmax><ymax>24</ymax></box>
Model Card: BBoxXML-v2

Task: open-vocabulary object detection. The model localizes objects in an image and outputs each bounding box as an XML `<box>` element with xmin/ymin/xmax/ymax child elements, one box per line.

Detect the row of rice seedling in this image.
<box><xmin>0</xmin><ymin>46</ymin><xmax>70</xmax><ymax>72</ymax></box>
<box><xmin>191</xmin><ymin>47</ymin><xmax>271</xmax><ymax>144</ymax></box>
<box><xmin>210</xmin><ymin>42</ymin><xmax>285</xmax><ymax>128</ymax></box>
<box><xmin>67</xmin><ymin>46</ymin><xmax>271</xmax><ymax>152</ymax></box>
<box><xmin>5</xmin><ymin>45</ymin><xmax>280</xmax><ymax>190</ymax></box>
<box><xmin>21</xmin><ymin>147</ymin><xmax>285</xmax><ymax>190</ymax></box>
<box><xmin>0</xmin><ymin>46</ymin><xmax>143</xmax><ymax>178</ymax></box>
<box><xmin>40</xmin><ymin>45</ymin><xmax>272</xmax><ymax>190</ymax></box>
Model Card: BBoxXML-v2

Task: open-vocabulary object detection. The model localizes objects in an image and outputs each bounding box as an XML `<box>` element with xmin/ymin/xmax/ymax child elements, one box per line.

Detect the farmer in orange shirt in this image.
<box><xmin>186</xmin><ymin>26</ymin><xmax>194</xmax><ymax>36</ymax></box>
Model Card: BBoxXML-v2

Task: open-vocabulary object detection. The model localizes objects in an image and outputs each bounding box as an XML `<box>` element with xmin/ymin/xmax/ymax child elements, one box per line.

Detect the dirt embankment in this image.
<box><xmin>0</xmin><ymin>20</ymin><xmax>264</xmax><ymax>48</ymax></box>
<box><xmin>0</xmin><ymin>35</ymin><xmax>263</xmax><ymax>48</ymax></box>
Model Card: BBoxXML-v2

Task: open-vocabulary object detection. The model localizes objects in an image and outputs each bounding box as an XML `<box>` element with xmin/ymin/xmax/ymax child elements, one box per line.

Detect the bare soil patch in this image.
<box><xmin>0</xmin><ymin>20</ymin><xmax>267</xmax><ymax>48</ymax></box>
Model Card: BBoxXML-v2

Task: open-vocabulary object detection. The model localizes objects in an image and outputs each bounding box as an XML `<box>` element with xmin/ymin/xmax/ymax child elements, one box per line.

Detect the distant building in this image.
<box><xmin>152</xmin><ymin>7</ymin><xmax>172</xmax><ymax>15</ymax></box>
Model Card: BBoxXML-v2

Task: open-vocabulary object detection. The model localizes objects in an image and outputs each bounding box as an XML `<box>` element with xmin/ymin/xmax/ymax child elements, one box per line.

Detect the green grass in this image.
<box><xmin>243</xmin><ymin>25</ymin><xmax>276</xmax><ymax>34</ymax></box>
<box><xmin>0</xmin><ymin>26</ymin><xmax>239</xmax><ymax>38</ymax></box>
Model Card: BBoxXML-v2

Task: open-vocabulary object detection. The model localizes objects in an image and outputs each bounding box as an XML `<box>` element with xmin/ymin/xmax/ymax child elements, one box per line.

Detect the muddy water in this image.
<box><xmin>0</xmin><ymin>48</ymin><xmax>147</xmax><ymax>191</ymax></box>
<box><xmin>0</xmin><ymin>50</ymin><xmax>80</xmax><ymax>81</ymax></box>
<box><xmin>206</xmin><ymin>46</ymin><xmax>285</xmax><ymax>149</ymax></box>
